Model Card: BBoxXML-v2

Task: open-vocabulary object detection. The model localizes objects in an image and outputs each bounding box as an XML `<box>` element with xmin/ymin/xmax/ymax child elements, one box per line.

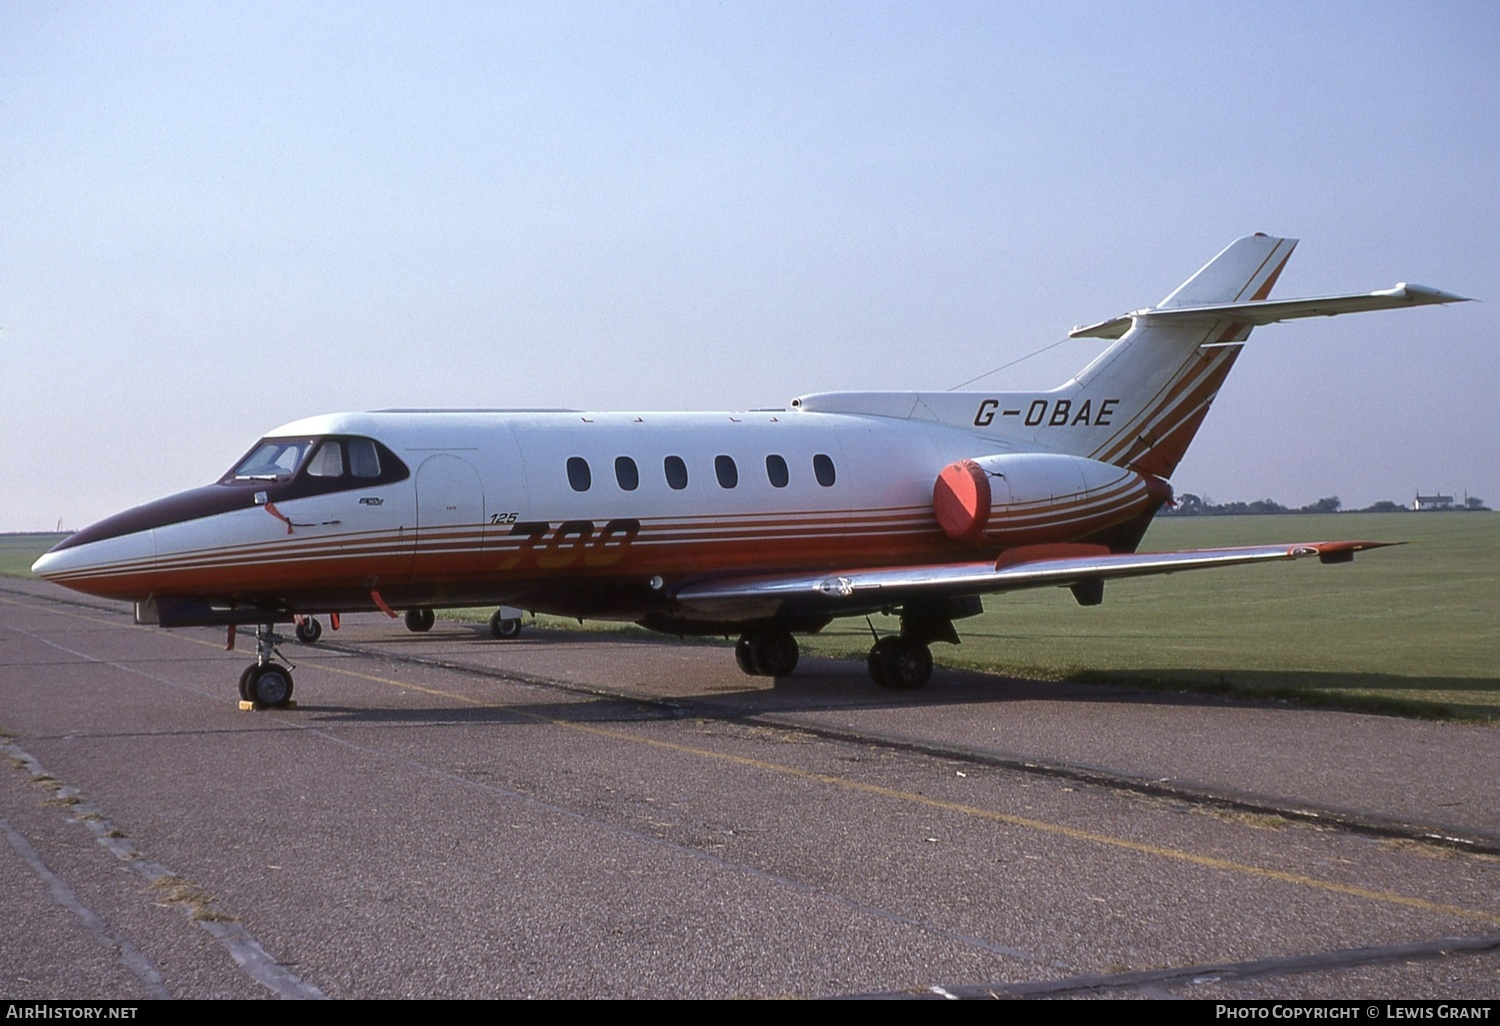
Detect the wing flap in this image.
<box><xmin>670</xmin><ymin>540</ymin><xmax>1398</xmax><ymax>619</ymax></box>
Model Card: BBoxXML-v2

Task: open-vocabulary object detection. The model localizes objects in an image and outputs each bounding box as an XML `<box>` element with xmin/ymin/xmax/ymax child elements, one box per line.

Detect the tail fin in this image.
<box><xmin>1157</xmin><ymin>234</ymin><xmax>1297</xmax><ymax>308</ymax></box>
<box><xmin>1055</xmin><ymin>235</ymin><xmax>1297</xmax><ymax>478</ymax></box>
<box><xmin>791</xmin><ymin>235</ymin><xmax>1467</xmax><ymax>480</ymax></box>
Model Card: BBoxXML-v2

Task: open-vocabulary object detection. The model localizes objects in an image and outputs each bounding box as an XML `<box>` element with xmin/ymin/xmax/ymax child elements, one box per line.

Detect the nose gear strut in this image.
<box><xmin>237</xmin><ymin>623</ymin><xmax>296</xmax><ymax>708</ymax></box>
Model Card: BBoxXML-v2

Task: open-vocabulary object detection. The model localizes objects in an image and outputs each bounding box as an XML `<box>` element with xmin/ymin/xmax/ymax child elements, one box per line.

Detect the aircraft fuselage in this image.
<box><xmin>34</xmin><ymin>405</ymin><xmax>1166</xmax><ymax>630</ymax></box>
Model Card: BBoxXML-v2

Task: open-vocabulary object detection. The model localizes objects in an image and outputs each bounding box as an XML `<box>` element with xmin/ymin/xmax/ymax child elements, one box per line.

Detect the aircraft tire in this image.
<box><xmin>295</xmin><ymin>617</ymin><xmax>322</xmax><ymax>644</ymax></box>
<box><xmin>750</xmin><ymin>630</ymin><xmax>799</xmax><ymax>678</ymax></box>
<box><xmin>237</xmin><ymin>664</ymin><xmax>258</xmax><ymax>702</ymax></box>
<box><xmin>490</xmin><ymin>610</ymin><xmax>523</xmax><ymax>640</ymax></box>
<box><xmin>734</xmin><ymin>636</ymin><xmax>759</xmax><ymax>676</ymax></box>
<box><xmin>867</xmin><ymin>637</ymin><xmax>899</xmax><ymax>689</ymax></box>
<box><xmin>881</xmin><ymin>638</ymin><xmax>932</xmax><ymax>691</ymax></box>
<box><xmin>404</xmin><ymin>607</ymin><xmax>435</xmax><ymax>633</ymax></box>
<box><xmin>248</xmin><ymin>665</ymin><xmax>294</xmax><ymax>707</ymax></box>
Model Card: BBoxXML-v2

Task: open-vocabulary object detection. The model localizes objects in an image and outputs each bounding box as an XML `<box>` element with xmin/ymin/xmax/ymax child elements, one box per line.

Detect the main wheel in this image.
<box><xmin>750</xmin><ymin>630</ymin><xmax>799</xmax><ymax>677</ymax></box>
<box><xmin>247</xmin><ymin>665</ymin><xmax>294</xmax><ymax>707</ymax></box>
<box><xmin>295</xmin><ymin>617</ymin><xmax>322</xmax><ymax>644</ymax></box>
<box><xmin>404</xmin><ymin>607</ymin><xmax>435</xmax><ymax>633</ymax></box>
<box><xmin>880</xmin><ymin>638</ymin><xmax>933</xmax><ymax>691</ymax></box>
<box><xmin>489</xmin><ymin>610</ymin><xmax>522</xmax><ymax>640</ymax></box>
<box><xmin>734</xmin><ymin>635</ymin><xmax>758</xmax><ymax>676</ymax></box>
<box><xmin>867</xmin><ymin>636</ymin><xmax>900</xmax><ymax>689</ymax></box>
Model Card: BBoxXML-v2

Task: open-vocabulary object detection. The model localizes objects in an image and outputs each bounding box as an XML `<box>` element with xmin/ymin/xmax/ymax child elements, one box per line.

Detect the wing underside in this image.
<box><xmin>668</xmin><ymin>540</ymin><xmax>1396</xmax><ymax>621</ymax></box>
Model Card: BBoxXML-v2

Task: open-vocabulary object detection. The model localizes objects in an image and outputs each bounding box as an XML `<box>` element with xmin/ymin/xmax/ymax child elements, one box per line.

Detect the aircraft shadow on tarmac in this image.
<box><xmin>291</xmin><ymin>626</ymin><xmax>1495</xmax><ymax>726</ymax></box>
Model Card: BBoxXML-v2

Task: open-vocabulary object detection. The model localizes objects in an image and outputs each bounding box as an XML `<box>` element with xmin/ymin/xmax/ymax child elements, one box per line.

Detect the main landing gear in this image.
<box><xmin>404</xmin><ymin>607</ymin><xmax>436</xmax><ymax>633</ymax></box>
<box><xmin>238</xmin><ymin>624</ymin><xmax>295</xmax><ymax>708</ymax></box>
<box><xmin>866</xmin><ymin>636</ymin><xmax>933</xmax><ymax>690</ymax></box>
<box><xmin>865</xmin><ymin>612</ymin><xmax>959</xmax><ymax>690</ymax></box>
<box><xmin>731</xmin><ymin>613</ymin><xmax>956</xmax><ymax>690</ymax></box>
<box><xmin>733</xmin><ymin>628</ymin><xmax>800</xmax><ymax>677</ymax></box>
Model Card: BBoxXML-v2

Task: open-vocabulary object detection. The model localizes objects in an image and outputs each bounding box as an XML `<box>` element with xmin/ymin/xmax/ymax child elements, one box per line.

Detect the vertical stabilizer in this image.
<box><xmin>1033</xmin><ymin>235</ymin><xmax>1297</xmax><ymax>478</ymax></box>
<box><xmin>1157</xmin><ymin>234</ymin><xmax>1298</xmax><ymax>307</ymax></box>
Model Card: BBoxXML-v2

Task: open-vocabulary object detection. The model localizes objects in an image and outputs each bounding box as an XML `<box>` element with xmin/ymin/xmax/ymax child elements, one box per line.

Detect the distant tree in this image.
<box><xmin>1173</xmin><ymin>493</ymin><xmax>1205</xmax><ymax>515</ymax></box>
<box><xmin>1362</xmin><ymin>500</ymin><xmax>1405</xmax><ymax>513</ymax></box>
<box><xmin>1467</xmin><ymin>496</ymin><xmax>1490</xmax><ymax>511</ymax></box>
<box><xmin>1299</xmin><ymin>496</ymin><xmax>1341</xmax><ymax>514</ymax></box>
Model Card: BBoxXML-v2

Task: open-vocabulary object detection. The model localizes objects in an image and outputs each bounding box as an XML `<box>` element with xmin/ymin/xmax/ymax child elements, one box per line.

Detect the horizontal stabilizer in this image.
<box><xmin>1070</xmin><ymin>284</ymin><xmax>1471</xmax><ymax>340</ymax></box>
<box><xmin>671</xmin><ymin>540</ymin><xmax>1399</xmax><ymax>619</ymax></box>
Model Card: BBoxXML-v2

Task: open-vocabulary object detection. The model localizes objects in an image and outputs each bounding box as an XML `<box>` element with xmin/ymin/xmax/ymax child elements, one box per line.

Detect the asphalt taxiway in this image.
<box><xmin>2</xmin><ymin>577</ymin><xmax>1496</xmax><ymax>999</ymax></box>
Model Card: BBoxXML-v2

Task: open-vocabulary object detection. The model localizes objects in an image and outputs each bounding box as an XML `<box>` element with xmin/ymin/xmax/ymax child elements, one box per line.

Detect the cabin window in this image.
<box><xmin>765</xmin><ymin>454</ymin><xmax>789</xmax><ymax>488</ymax></box>
<box><xmin>664</xmin><ymin>455</ymin><xmax>688</xmax><ymax>490</ymax></box>
<box><xmin>348</xmin><ymin>438</ymin><xmax>382</xmax><ymax>478</ymax></box>
<box><xmin>306</xmin><ymin>442</ymin><xmax>344</xmax><ymax>478</ymax></box>
<box><xmin>715</xmin><ymin>455</ymin><xmax>738</xmax><ymax>489</ymax></box>
<box><xmin>615</xmin><ymin>456</ymin><xmax>639</xmax><ymax>491</ymax></box>
<box><xmin>813</xmin><ymin>453</ymin><xmax>836</xmax><ymax>487</ymax></box>
<box><xmin>567</xmin><ymin>457</ymin><xmax>592</xmax><ymax>492</ymax></box>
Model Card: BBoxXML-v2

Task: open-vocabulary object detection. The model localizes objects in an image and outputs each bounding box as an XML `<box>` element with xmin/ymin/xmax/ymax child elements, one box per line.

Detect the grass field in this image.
<box><xmin>0</xmin><ymin>533</ymin><xmax>66</xmax><ymax>577</ymax></box>
<box><xmin>5</xmin><ymin>515</ymin><xmax>1495</xmax><ymax>721</ymax></box>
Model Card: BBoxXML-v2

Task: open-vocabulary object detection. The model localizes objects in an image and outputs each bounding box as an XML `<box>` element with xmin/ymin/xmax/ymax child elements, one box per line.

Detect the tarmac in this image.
<box><xmin>1</xmin><ymin>577</ymin><xmax>1496</xmax><ymax>999</ymax></box>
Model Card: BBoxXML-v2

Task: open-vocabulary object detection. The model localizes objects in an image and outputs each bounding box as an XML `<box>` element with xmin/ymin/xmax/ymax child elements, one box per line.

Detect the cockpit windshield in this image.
<box><xmin>221</xmin><ymin>435</ymin><xmax>409</xmax><ymax>491</ymax></box>
<box><xmin>231</xmin><ymin>440</ymin><xmax>312</xmax><ymax>481</ymax></box>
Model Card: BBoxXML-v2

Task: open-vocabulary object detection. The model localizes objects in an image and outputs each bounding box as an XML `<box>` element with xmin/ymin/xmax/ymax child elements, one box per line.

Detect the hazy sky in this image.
<box><xmin>4</xmin><ymin>1</ymin><xmax>1496</xmax><ymax>531</ymax></box>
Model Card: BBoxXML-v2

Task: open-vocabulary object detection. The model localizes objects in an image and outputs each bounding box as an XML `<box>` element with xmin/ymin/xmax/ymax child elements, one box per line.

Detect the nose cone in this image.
<box><xmin>31</xmin><ymin>528</ymin><xmax>156</xmax><ymax>600</ymax></box>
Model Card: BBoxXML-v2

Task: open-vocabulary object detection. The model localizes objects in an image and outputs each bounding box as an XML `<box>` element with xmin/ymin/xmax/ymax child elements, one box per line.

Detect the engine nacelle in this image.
<box><xmin>933</xmin><ymin>452</ymin><xmax>1171</xmax><ymax>545</ymax></box>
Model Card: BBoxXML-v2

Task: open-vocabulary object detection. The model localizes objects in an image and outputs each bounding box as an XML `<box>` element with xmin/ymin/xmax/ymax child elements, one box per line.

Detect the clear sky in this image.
<box><xmin>3</xmin><ymin>1</ymin><xmax>1496</xmax><ymax>531</ymax></box>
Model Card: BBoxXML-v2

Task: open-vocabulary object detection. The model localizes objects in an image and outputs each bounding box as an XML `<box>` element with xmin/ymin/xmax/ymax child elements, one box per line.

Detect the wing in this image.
<box><xmin>669</xmin><ymin>540</ymin><xmax>1398</xmax><ymax>620</ymax></box>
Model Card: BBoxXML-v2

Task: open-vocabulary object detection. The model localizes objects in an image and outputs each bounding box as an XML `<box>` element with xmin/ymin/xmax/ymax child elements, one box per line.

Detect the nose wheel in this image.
<box><xmin>237</xmin><ymin>624</ymin><xmax>296</xmax><ymax>708</ymax></box>
<box><xmin>242</xmin><ymin>664</ymin><xmax>295</xmax><ymax>706</ymax></box>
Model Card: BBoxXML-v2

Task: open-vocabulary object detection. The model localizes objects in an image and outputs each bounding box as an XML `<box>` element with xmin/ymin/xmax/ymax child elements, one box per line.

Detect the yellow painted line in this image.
<box><xmin>302</xmin><ymin>648</ymin><xmax>1500</xmax><ymax>927</ymax></box>
<box><xmin>7</xmin><ymin>591</ymin><xmax>1498</xmax><ymax>927</ymax></box>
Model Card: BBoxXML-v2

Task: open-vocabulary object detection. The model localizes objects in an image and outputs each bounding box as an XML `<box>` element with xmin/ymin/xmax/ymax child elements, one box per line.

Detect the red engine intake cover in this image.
<box><xmin>933</xmin><ymin>459</ymin><xmax>992</xmax><ymax>542</ymax></box>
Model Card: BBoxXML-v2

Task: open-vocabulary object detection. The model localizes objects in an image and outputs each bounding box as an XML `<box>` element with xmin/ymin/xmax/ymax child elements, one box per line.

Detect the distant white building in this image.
<box><xmin>1412</xmin><ymin>494</ymin><xmax>1455</xmax><ymax>511</ymax></box>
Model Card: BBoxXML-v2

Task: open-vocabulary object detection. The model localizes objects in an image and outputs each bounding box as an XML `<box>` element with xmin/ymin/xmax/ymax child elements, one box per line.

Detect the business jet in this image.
<box><xmin>32</xmin><ymin>235</ymin><xmax>1467</xmax><ymax>707</ymax></box>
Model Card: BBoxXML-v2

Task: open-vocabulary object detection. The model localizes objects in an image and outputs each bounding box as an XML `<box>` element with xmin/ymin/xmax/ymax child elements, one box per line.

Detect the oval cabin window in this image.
<box><xmin>813</xmin><ymin>454</ymin><xmax>836</xmax><ymax>487</ymax></box>
<box><xmin>765</xmin><ymin>454</ymin><xmax>789</xmax><ymax>488</ymax></box>
<box><xmin>615</xmin><ymin>456</ymin><xmax>639</xmax><ymax>491</ymax></box>
<box><xmin>567</xmin><ymin>457</ymin><xmax>592</xmax><ymax>492</ymax></box>
<box><xmin>664</xmin><ymin>455</ymin><xmax>688</xmax><ymax>490</ymax></box>
<box><xmin>715</xmin><ymin>455</ymin><xmax>738</xmax><ymax>489</ymax></box>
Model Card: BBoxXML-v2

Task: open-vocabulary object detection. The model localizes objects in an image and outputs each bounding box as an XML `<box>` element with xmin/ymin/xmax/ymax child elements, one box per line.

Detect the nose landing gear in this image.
<box><xmin>238</xmin><ymin>624</ymin><xmax>296</xmax><ymax>708</ymax></box>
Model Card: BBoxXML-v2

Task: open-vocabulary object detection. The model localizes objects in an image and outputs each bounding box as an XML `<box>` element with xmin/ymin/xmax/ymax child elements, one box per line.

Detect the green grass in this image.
<box><xmin>796</xmin><ymin>513</ymin><xmax>1499</xmax><ymax>721</ymax></box>
<box><xmin>9</xmin><ymin>514</ymin><xmax>1496</xmax><ymax>720</ymax></box>
<box><xmin>0</xmin><ymin>534</ymin><xmax>66</xmax><ymax>577</ymax></box>
<box><xmin>457</xmin><ymin>513</ymin><xmax>1500</xmax><ymax>722</ymax></box>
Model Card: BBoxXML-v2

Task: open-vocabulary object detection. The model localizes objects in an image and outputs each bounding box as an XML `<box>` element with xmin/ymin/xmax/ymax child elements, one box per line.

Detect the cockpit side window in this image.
<box><xmin>306</xmin><ymin>442</ymin><xmax>345</xmax><ymax>478</ymax></box>
<box><xmin>348</xmin><ymin>438</ymin><xmax>381</xmax><ymax>478</ymax></box>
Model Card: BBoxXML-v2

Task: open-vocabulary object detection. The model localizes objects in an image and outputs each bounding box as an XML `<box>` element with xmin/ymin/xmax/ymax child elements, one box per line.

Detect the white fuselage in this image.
<box><xmin>32</xmin><ymin>402</ymin><xmax>1162</xmax><ymax>628</ymax></box>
